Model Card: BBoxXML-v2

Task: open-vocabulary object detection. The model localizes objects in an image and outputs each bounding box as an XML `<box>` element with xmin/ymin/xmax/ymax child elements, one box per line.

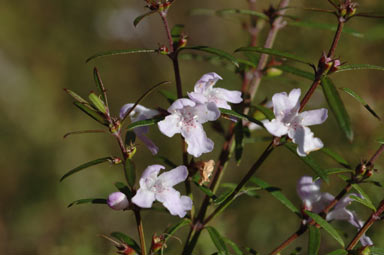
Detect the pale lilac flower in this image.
<box><xmin>297</xmin><ymin>176</ymin><xmax>373</xmax><ymax>246</ymax></box>
<box><xmin>188</xmin><ymin>72</ymin><xmax>243</xmax><ymax>110</ymax></box>
<box><xmin>120</xmin><ymin>104</ymin><xmax>159</xmax><ymax>155</ymax></box>
<box><xmin>264</xmin><ymin>88</ymin><xmax>328</xmax><ymax>156</ymax></box>
<box><xmin>131</xmin><ymin>164</ymin><xmax>192</xmax><ymax>218</ymax></box>
<box><xmin>107</xmin><ymin>192</ymin><xmax>129</xmax><ymax>210</ymax></box>
<box><xmin>158</xmin><ymin>98</ymin><xmax>220</xmax><ymax>157</ymax></box>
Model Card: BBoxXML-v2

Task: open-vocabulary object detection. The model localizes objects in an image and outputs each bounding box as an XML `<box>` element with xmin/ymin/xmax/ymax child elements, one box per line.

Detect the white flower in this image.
<box><xmin>188</xmin><ymin>72</ymin><xmax>243</xmax><ymax>110</ymax></box>
<box><xmin>107</xmin><ymin>192</ymin><xmax>129</xmax><ymax>210</ymax></box>
<box><xmin>157</xmin><ymin>98</ymin><xmax>220</xmax><ymax>157</ymax></box>
<box><xmin>297</xmin><ymin>176</ymin><xmax>373</xmax><ymax>246</ymax></box>
<box><xmin>264</xmin><ymin>88</ymin><xmax>328</xmax><ymax>156</ymax></box>
<box><xmin>131</xmin><ymin>164</ymin><xmax>192</xmax><ymax>218</ymax></box>
<box><xmin>120</xmin><ymin>104</ymin><xmax>159</xmax><ymax>155</ymax></box>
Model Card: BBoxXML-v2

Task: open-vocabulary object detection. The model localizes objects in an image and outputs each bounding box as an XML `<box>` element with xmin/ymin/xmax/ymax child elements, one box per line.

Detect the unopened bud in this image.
<box><xmin>159</xmin><ymin>45</ymin><xmax>169</xmax><ymax>55</ymax></box>
<box><xmin>358</xmin><ymin>245</ymin><xmax>371</xmax><ymax>255</ymax></box>
<box><xmin>265</xmin><ymin>67</ymin><xmax>283</xmax><ymax>77</ymax></box>
<box><xmin>150</xmin><ymin>234</ymin><xmax>165</xmax><ymax>253</ymax></box>
<box><xmin>127</xmin><ymin>145</ymin><xmax>137</xmax><ymax>159</ymax></box>
<box><xmin>107</xmin><ymin>192</ymin><xmax>129</xmax><ymax>210</ymax></box>
<box><xmin>112</xmin><ymin>157</ymin><xmax>122</xmax><ymax>165</ymax></box>
<box><xmin>178</xmin><ymin>34</ymin><xmax>188</xmax><ymax>48</ymax></box>
<box><xmin>89</xmin><ymin>91</ymin><xmax>107</xmax><ymax>114</ymax></box>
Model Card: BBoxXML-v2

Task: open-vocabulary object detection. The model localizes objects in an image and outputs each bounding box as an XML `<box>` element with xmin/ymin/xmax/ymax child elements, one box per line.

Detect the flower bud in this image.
<box><xmin>150</xmin><ymin>234</ymin><xmax>165</xmax><ymax>253</ymax></box>
<box><xmin>159</xmin><ymin>45</ymin><xmax>169</xmax><ymax>55</ymax></box>
<box><xmin>265</xmin><ymin>67</ymin><xmax>283</xmax><ymax>77</ymax></box>
<box><xmin>107</xmin><ymin>192</ymin><xmax>129</xmax><ymax>210</ymax></box>
<box><xmin>88</xmin><ymin>91</ymin><xmax>107</xmax><ymax>114</ymax></box>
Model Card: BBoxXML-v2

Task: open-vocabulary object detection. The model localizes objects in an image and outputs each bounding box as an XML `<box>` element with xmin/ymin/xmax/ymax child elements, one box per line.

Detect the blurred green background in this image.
<box><xmin>1</xmin><ymin>0</ymin><xmax>384</xmax><ymax>254</ymax></box>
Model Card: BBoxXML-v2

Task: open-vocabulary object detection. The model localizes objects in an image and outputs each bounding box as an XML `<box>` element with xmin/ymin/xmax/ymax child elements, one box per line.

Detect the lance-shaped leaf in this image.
<box><xmin>67</xmin><ymin>198</ymin><xmax>107</xmax><ymax>208</ymax></box>
<box><xmin>324</xmin><ymin>168</ymin><xmax>354</xmax><ymax>175</ymax></box>
<box><xmin>234</xmin><ymin>121</ymin><xmax>245</xmax><ymax>165</ymax></box>
<box><xmin>171</xmin><ymin>24</ymin><xmax>184</xmax><ymax>43</ymax></box>
<box><xmin>114</xmin><ymin>182</ymin><xmax>133</xmax><ymax>198</ymax></box>
<box><xmin>133</xmin><ymin>10</ymin><xmax>157</xmax><ymax>27</ymax></box>
<box><xmin>275</xmin><ymin>65</ymin><xmax>314</xmax><ymax>80</ymax></box>
<box><xmin>125</xmin><ymin>159</ymin><xmax>136</xmax><ymax>188</ymax></box>
<box><xmin>60</xmin><ymin>157</ymin><xmax>113</xmax><ymax>182</ymax></box>
<box><xmin>341</xmin><ymin>87</ymin><xmax>381</xmax><ymax>120</ymax></box>
<box><xmin>86</xmin><ymin>49</ymin><xmax>157</xmax><ymax>63</ymax></box>
<box><xmin>154</xmin><ymin>155</ymin><xmax>177</xmax><ymax>168</ymax></box>
<box><xmin>326</xmin><ymin>249</ymin><xmax>348</xmax><ymax>255</ymax></box>
<box><xmin>159</xmin><ymin>89</ymin><xmax>177</xmax><ymax>104</ymax></box>
<box><xmin>193</xmin><ymin>179</ymin><xmax>216</xmax><ymax>198</ymax></box>
<box><xmin>351</xmin><ymin>184</ymin><xmax>376</xmax><ymax>211</ymax></box>
<box><xmin>308</xmin><ymin>225</ymin><xmax>321</xmax><ymax>255</ymax></box>
<box><xmin>126</xmin><ymin>117</ymin><xmax>163</xmax><ymax>130</ymax></box>
<box><xmin>252</xmin><ymin>105</ymin><xmax>274</xmax><ymax>120</ymax></box>
<box><xmin>284</xmin><ymin>143</ymin><xmax>328</xmax><ymax>182</ymax></box>
<box><xmin>288</xmin><ymin>21</ymin><xmax>364</xmax><ymax>38</ymax></box>
<box><xmin>321</xmin><ymin>77</ymin><xmax>353</xmax><ymax>142</ymax></box>
<box><xmin>180</xmin><ymin>46</ymin><xmax>239</xmax><ymax>67</ymax></box>
<box><xmin>216</xmin><ymin>8</ymin><xmax>268</xmax><ymax>20</ymax></box>
<box><xmin>74</xmin><ymin>102</ymin><xmax>109</xmax><ymax>125</ymax></box>
<box><xmin>250</xmin><ymin>177</ymin><xmax>300</xmax><ymax>216</ymax></box>
<box><xmin>321</xmin><ymin>147</ymin><xmax>351</xmax><ymax>169</ymax></box>
<box><xmin>111</xmin><ymin>232</ymin><xmax>141</xmax><ymax>253</ymax></box>
<box><xmin>164</xmin><ymin>218</ymin><xmax>191</xmax><ymax>242</ymax></box>
<box><xmin>378</xmin><ymin>138</ymin><xmax>384</xmax><ymax>144</ymax></box>
<box><xmin>223</xmin><ymin>238</ymin><xmax>243</xmax><ymax>255</ymax></box>
<box><xmin>305</xmin><ymin>211</ymin><xmax>345</xmax><ymax>247</ymax></box>
<box><xmin>93</xmin><ymin>68</ymin><xmax>107</xmax><ymax>103</ymax></box>
<box><xmin>235</xmin><ymin>47</ymin><xmax>312</xmax><ymax>66</ymax></box>
<box><xmin>370</xmin><ymin>247</ymin><xmax>384</xmax><ymax>255</ymax></box>
<box><xmin>335</xmin><ymin>64</ymin><xmax>384</xmax><ymax>73</ymax></box>
<box><xmin>63</xmin><ymin>129</ymin><xmax>106</xmax><ymax>139</ymax></box>
<box><xmin>219</xmin><ymin>108</ymin><xmax>264</xmax><ymax>127</ymax></box>
<box><xmin>64</xmin><ymin>88</ymin><xmax>89</xmax><ymax>104</ymax></box>
<box><xmin>205</xmin><ymin>226</ymin><xmax>229</xmax><ymax>254</ymax></box>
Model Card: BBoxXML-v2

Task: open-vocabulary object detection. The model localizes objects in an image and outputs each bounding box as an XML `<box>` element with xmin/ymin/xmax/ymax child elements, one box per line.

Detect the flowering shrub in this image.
<box><xmin>62</xmin><ymin>0</ymin><xmax>384</xmax><ymax>254</ymax></box>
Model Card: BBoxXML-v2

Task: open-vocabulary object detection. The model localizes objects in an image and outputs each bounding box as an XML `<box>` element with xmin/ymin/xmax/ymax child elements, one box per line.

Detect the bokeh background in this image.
<box><xmin>1</xmin><ymin>0</ymin><xmax>384</xmax><ymax>254</ymax></box>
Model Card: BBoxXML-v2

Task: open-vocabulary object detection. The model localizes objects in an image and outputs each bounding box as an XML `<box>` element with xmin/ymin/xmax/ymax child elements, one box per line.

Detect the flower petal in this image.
<box><xmin>312</xmin><ymin>192</ymin><xmax>334</xmax><ymax>213</ymax></box>
<box><xmin>107</xmin><ymin>192</ymin><xmax>129</xmax><ymax>210</ymax></box>
<box><xmin>156</xmin><ymin>188</ymin><xmax>192</xmax><ymax>217</ymax></box>
<box><xmin>136</xmin><ymin>133</ymin><xmax>159</xmax><ymax>155</ymax></box>
<box><xmin>158</xmin><ymin>114</ymin><xmax>181</xmax><ymax>137</ymax></box>
<box><xmin>297</xmin><ymin>176</ymin><xmax>322</xmax><ymax>207</ymax></box>
<box><xmin>119</xmin><ymin>103</ymin><xmax>159</xmax><ymax>121</ymax></box>
<box><xmin>288</xmin><ymin>126</ymin><xmax>323</xmax><ymax>156</ymax></box>
<box><xmin>120</xmin><ymin>103</ymin><xmax>134</xmax><ymax>120</ymax></box>
<box><xmin>264</xmin><ymin>119</ymin><xmax>289</xmax><ymax>137</ymax></box>
<box><xmin>131</xmin><ymin>188</ymin><xmax>156</xmax><ymax>208</ymax></box>
<box><xmin>193</xmin><ymin>72</ymin><xmax>222</xmax><ymax>94</ymax></box>
<box><xmin>272</xmin><ymin>89</ymin><xmax>300</xmax><ymax>121</ymax></box>
<box><xmin>168</xmin><ymin>98</ymin><xmax>195</xmax><ymax>113</ymax></box>
<box><xmin>195</xmin><ymin>102</ymin><xmax>221</xmax><ymax>123</ymax></box>
<box><xmin>157</xmin><ymin>165</ymin><xmax>188</xmax><ymax>187</ymax></box>
<box><xmin>288</xmin><ymin>88</ymin><xmax>301</xmax><ymax>109</ymax></box>
<box><xmin>299</xmin><ymin>109</ymin><xmax>328</xmax><ymax>126</ymax></box>
<box><xmin>141</xmin><ymin>164</ymin><xmax>164</xmax><ymax>180</ymax></box>
<box><xmin>182</xmin><ymin>123</ymin><xmax>214</xmax><ymax>157</ymax></box>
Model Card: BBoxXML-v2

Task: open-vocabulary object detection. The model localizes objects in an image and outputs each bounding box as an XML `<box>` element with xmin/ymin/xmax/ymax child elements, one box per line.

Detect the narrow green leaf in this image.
<box><xmin>60</xmin><ymin>157</ymin><xmax>112</xmax><ymax>182</ymax></box>
<box><xmin>64</xmin><ymin>88</ymin><xmax>89</xmax><ymax>104</ymax></box>
<box><xmin>351</xmin><ymin>184</ymin><xmax>376</xmax><ymax>211</ymax></box>
<box><xmin>67</xmin><ymin>198</ymin><xmax>107</xmax><ymax>207</ymax></box>
<box><xmin>336</xmin><ymin>64</ymin><xmax>384</xmax><ymax>72</ymax></box>
<box><xmin>114</xmin><ymin>182</ymin><xmax>132</xmax><ymax>198</ymax></box>
<box><xmin>125</xmin><ymin>159</ymin><xmax>136</xmax><ymax>188</ymax></box>
<box><xmin>216</xmin><ymin>8</ymin><xmax>268</xmax><ymax>20</ymax></box>
<box><xmin>219</xmin><ymin>108</ymin><xmax>264</xmax><ymax>127</ymax></box>
<box><xmin>284</xmin><ymin>143</ymin><xmax>328</xmax><ymax>183</ymax></box>
<box><xmin>88</xmin><ymin>92</ymin><xmax>107</xmax><ymax>114</ymax></box>
<box><xmin>308</xmin><ymin>225</ymin><xmax>321</xmax><ymax>255</ymax></box>
<box><xmin>125</xmin><ymin>131</ymin><xmax>136</xmax><ymax>146</ymax></box>
<box><xmin>350</xmin><ymin>195</ymin><xmax>376</xmax><ymax>211</ymax></box>
<box><xmin>110</xmin><ymin>232</ymin><xmax>141</xmax><ymax>253</ymax></box>
<box><xmin>324</xmin><ymin>168</ymin><xmax>354</xmax><ymax>175</ymax></box>
<box><xmin>253</xmin><ymin>105</ymin><xmax>274</xmax><ymax>120</ymax></box>
<box><xmin>305</xmin><ymin>211</ymin><xmax>345</xmax><ymax>247</ymax></box>
<box><xmin>341</xmin><ymin>87</ymin><xmax>381</xmax><ymax>120</ymax></box>
<box><xmin>205</xmin><ymin>226</ymin><xmax>229</xmax><ymax>254</ymax></box>
<box><xmin>126</xmin><ymin>117</ymin><xmax>162</xmax><ymax>130</ymax></box>
<box><xmin>321</xmin><ymin>77</ymin><xmax>353</xmax><ymax>141</ymax></box>
<box><xmin>86</xmin><ymin>49</ymin><xmax>157</xmax><ymax>63</ymax></box>
<box><xmin>234</xmin><ymin>122</ymin><xmax>245</xmax><ymax>165</ymax></box>
<box><xmin>93</xmin><ymin>68</ymin><xmax>106</xmax><ymax>103</ymax></box>
<box><xmin>377</xmin><ymin>138</ymin><xmax>384</xmax><ymax>144</ymax></box>
<box><xmin>171</xmin><ymin>24</ymin><xmax>184</xmax><ymax>42</ymax></box>
<box><xmin>235</xmin><ymin>47</ymin><xmax>312</xmax><ymax>65</ymax></box>
<box><xmin>213</xmin><ymin>189</ymin><xmax>233</xmax><ymax>205</ymax></box>
<box><xmin>250</xmin><ymin>177</ymin><xmax>300</xmax><ymax>216</ymax></box>
<box><xmin>190</xmin><ymin>8</ymin><xmax>216</xmax><ymax>16</ymax></box>
<box><xmin>321</xmin><ymin>148</ymin><xmax>351</xmax><ymax>169</ymax></box>
<box><xmin>133</xmin><ymin>10</ymin><xmax>157</xmax><ymax>27</ymax></box>
<box><xmin>326</xmin><ymin>249</ymin><xmax>348</xmax><ymax>255</ymax></box>
<box><xmin>288</xmin><ymin>21</ymin><xmax>364</xmax><ymax>38</ymax></box>
<box><xmin>371</xmin><ymin>247</ymin><xmax>384</xmax><ymax>255</ymax></box>
<box><xmin>164</xmin><ymin>218</ymin><xmax>191</xmax><ymax>242</ymax></box>
<box><xmin>74</xmin><ymin>102</ymin><xmax>109</xmax><ymax>125</ymax></box>
<box><xmin>158</xmin><ymin>89</ymin><xmax>177</xmax><ymax>104</ymax></box>
<box><xmin>275</xmin><ymin>65</ymin><xmax>314</xmax><ymax>80</ymax></box>
<box><xmin>181</xmin><ymin>46</ymin><xmax>239</xmax><ymax>67</ymax></box>
<box><xmin>223</xmin><ymin>237</ymin><xmax>244</xmax><ymax>255</ymax></box>
<box><xmin>193</xmin><ymin>181</ymin><xmax>216</xmax><ymax>198</ymax></box>
<box><xmin>154</xmin><ymin>155</ymin><xmax>177</xmax><ymax>168</ymax></box>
